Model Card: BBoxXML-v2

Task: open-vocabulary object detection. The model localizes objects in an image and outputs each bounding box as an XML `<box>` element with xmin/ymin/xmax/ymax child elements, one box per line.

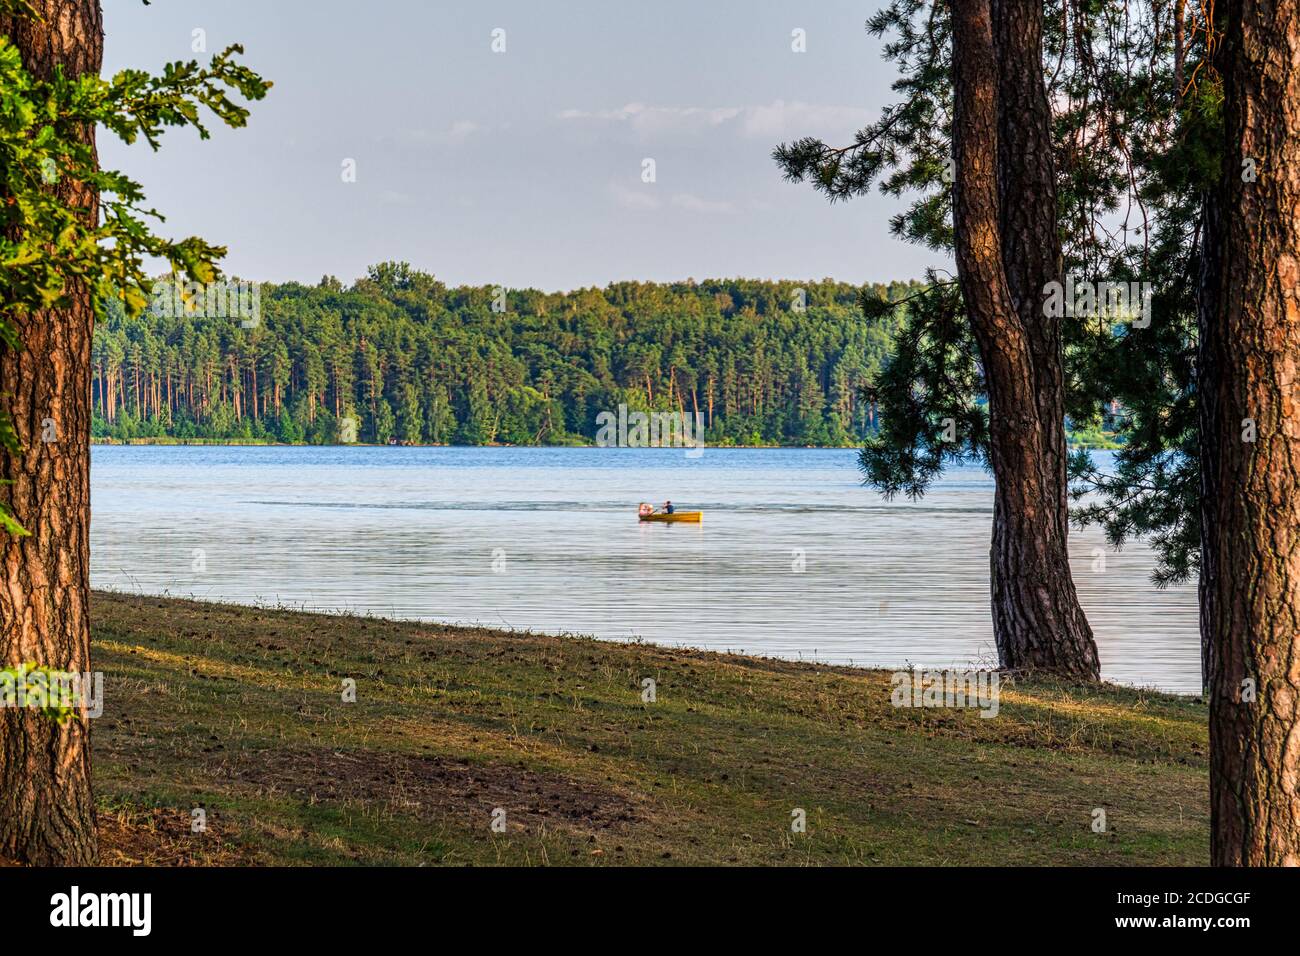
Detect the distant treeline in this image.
<box><xmin>92</xmin><ymin>264</ymin><xmax>920</xmax><ymax>446</ymax></box>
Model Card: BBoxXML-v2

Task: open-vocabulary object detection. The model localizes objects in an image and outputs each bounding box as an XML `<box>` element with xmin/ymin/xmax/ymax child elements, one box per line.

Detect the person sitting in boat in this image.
<box><xmin>663</xmin><ymin>500</ymin><xmax>674</xmax><ymax>514</ymax></box>
<box><xmin>639</xmin><ymin>502</ymin><xmax>654</xmax><ymax>517</ymax></box>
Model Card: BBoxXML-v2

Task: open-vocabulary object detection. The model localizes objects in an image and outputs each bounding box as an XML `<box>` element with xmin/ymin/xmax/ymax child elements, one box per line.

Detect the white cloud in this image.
<box><xmin>558</xmin><ymin>99</ymin><xmax>872</xmax><ymax>141</ymax></box>
<box><xmin>671</xmin><ymin>193</ymin><xmax>736</xmax><ymax>214</ymax></box>
<box><xmin>739</xmin><ymin>100</ymin><xmax>874</xmax><ymax>140</ymax></box>
<box><xmin>606</xmin><ymin>185</ymin><xmax>738</xmax><ymax>215</ymax></box>
<box><xmin>399</xmin><ymin>120</ymin><xmax>485</xmax><ymax>146</ymax></box>
<box><xmin>445</xmin><ymin>120</ymin><xmax>482</xmax><ymax>144</ymax></box>
<box><xmin>608</xmin><ymin>183</ymin><xmax>662</xmax><ymax>210</ymax></box>
<box><xmin>561</xmin><ymin>102</ymin><xmax>742</xmax><ymax>138</ymax></box>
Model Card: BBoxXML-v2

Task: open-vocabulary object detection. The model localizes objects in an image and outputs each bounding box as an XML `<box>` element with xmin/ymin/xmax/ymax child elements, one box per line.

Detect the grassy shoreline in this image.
<box><xmin>87</xmin><ymin>589</ymin><xmax>1208</xmax><ymax>865</ymax></box>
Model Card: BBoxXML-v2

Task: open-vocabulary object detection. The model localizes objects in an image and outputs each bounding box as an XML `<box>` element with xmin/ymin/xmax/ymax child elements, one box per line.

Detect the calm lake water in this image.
<box><xmin>89</xmin><ymin>445</ymin><xmax>1201</xmax><ymax>694</ymax></box>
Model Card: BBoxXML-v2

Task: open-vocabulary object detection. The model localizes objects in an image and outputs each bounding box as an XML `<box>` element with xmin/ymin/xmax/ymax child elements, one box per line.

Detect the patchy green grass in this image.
<box><xmin>89</xmin><ymin>590</ymin><xmax>1209</xmax><ymax>866</ymax></box>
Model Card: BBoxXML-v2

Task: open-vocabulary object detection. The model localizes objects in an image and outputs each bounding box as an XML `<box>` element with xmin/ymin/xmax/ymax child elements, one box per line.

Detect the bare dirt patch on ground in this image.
<box><xmin>211</xmin><ymin>746</ymin><xmax>642</xmax><ymax>835</ymax></box>
<box><xmin>1</xmin><ymin>808</ymin><xmax>263</xmax><ymax>867</ymax></box>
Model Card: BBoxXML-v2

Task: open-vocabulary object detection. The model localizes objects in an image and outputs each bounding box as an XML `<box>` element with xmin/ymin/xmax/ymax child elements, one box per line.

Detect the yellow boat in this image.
<box><xmin>639</xmin><ymin>510</ymin><xmax>702</xmax><ymax>523</ymax></box>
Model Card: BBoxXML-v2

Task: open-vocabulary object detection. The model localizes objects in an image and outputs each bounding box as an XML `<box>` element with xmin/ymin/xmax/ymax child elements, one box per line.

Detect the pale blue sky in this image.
<box><xmin>102</xmin><ymin>0</ymin><xmax>945</xmax><ymax>290</ymax></box>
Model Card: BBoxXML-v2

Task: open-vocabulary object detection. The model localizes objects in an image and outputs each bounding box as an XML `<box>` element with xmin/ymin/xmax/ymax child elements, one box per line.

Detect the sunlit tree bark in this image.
<box><xmin>950</xmin><ymin>0</ymin><xmax>1099</xmax><ymax>679</ymax></box>
<box><xmin>1206</xmin><ymin>0</ymin><xmax>1300</xmax><ymax>867</ymax></box>
<box><xmin>0</xmin><ymin>0</ymin><xmax>103</xmax><ymax>865</ymax></box>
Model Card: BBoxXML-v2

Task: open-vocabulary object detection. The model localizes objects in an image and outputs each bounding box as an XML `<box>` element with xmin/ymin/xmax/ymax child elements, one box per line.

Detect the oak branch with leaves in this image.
<box><xmin>0</xmin><ymin>1</ymin><xmax>268</xmax><ymax>533</ymax></box>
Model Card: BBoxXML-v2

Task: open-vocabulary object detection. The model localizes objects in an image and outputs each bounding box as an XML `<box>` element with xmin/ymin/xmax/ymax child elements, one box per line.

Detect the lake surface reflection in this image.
<box><xmin>90</xmin><ymin>445</ymin><xmax>1201</xmax><ymax>694</ymax></box>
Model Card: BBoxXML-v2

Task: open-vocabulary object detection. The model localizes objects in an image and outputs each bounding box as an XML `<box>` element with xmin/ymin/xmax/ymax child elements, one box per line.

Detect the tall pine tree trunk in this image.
<box><xmin>1196</xmin><ymin>192</ymin><xmax>1222</xmax><ymax>694</ymax></box>
<box><xmin>1206</xmin><ymin>0</ymin><xmax>1300</xmax><ymax>866</ymax></box>
<box><xmin>950</xmin><ymin>0</ymin><xmax>1099</xmax><ymax>679</ymax></box>
<box><xmin>0</xmin><ymin>0</ymin><xmax>103</xmax><ymax>865</ymax></box>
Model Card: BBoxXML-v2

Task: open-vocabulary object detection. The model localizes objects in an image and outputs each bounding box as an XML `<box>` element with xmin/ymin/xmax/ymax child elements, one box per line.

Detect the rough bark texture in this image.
<box><xmin>0</xmin><ymin>0</ymin><xmax>103</xmax><ymax>865</ymax></box>
<box><xmin>951</xmin><ymin>0</ymin><xmax>1100</xmax><ymax>679</ymax></box>
<box><xmin>1206</xmin><ymin>0</ymin><xmax>1300</xmax><ymax>867</ymax></box>
<box><xmin>1197</xmin><ymin>192</ymin><xmax>1222</xmax><ymax>694</ymax></box>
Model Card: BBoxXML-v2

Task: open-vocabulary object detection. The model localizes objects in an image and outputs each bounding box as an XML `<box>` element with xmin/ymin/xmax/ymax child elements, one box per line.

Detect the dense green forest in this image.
<box><xmin>92</xmin><ymin>264</ymin><xmax>919</xmax><ymax>447</ymax></box>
